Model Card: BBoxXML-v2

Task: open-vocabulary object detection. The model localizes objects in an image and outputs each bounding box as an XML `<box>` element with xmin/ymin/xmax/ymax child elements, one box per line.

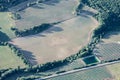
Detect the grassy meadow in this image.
<box><xmin>0</xmin><ymin>46</ymin><xmax>26</xmax><ymax>70</ymax></box>
<box><xmin>0</xmin><ymin>12</ymin><xmax>16</xmax><ymax>39</ymax></box>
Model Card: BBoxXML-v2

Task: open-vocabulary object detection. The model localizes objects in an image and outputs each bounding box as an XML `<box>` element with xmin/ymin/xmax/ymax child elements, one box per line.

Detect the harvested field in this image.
<box><xmin>102</xmin><ymin>32</ymin><xmax>120</xmax><ymax>43</ymax></box>
<box><xmin>15</xmin><ymin>0</ymin><xmax>79</xmax><ymax>30</ymax></box>
<box><xmin>11</xmin><ymin>16</ymin><xmax>99</xmax><ymax>65</ymax></box>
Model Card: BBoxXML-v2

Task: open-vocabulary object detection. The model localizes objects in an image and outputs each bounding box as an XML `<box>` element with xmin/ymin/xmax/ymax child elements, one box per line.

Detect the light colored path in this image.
<box><xmin>36</xmin><ymin>60</ymin><xmax>120</xmax><ymax>80</ymax></box>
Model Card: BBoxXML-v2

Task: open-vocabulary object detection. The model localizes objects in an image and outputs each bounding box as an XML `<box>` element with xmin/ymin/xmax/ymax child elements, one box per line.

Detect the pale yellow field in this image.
<box><xmin>11</xmin><ymin>15</ymin><xmax>99</xmax><ymax>65</ymax></box>
<box><xmin>15</xmin><ymin>0</ymin><xmax>79</xmax><ymax>30</ymax></box>
<box><xmin>106</xmin><ymin>63</ymin><xmax>120</xmax><ymax>80</ymax></box>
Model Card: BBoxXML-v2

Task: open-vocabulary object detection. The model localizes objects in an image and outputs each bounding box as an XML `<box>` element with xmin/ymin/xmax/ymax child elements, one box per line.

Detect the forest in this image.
<box><xmin>80</xmin><ymin>0</ymin><xmax>120</xmax><ymax>38</ymax></box>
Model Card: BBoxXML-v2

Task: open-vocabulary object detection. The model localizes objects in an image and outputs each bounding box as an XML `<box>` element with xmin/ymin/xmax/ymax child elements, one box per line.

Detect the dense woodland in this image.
<box><xmin>80</xmin><ymin>0</ymin><xmax>120</xmax><ymax>37</ymax></box>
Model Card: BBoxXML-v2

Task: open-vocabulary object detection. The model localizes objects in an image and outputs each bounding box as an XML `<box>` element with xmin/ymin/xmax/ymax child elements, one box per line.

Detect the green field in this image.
<box><xmin>0</xmin><ymin>46</ymin><xmax>26</xmax><ymax>70</ymax></box>
<box><xmin>0</xmin><ymin>12</ymin><xmax>16</xmax><ymax>39</ymax></box>
<box><xmin>15</xmin><ymin>0</ymin><xmax>79</xmax><ymax>30</ymax></box>
<box><xmin>48</xmin><ymin>67</ymin><xmax>112</xmax><ymax>80</ymax></box>
<box><xmin>11</xmin><ymin>16</ymin><xmax>98</xmax><ymax>65</ymax></box>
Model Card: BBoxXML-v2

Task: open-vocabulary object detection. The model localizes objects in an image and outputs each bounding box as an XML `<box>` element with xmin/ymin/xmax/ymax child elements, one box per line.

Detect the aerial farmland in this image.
<box><xmin>0</xmin><ymin>0</ymin><xmax>120</xmax><ymax>80</ymax></box>
<box><xmin>11</xmin><ymin>16</ymin><xmax>98</xmax><ymax>65</ymax></box>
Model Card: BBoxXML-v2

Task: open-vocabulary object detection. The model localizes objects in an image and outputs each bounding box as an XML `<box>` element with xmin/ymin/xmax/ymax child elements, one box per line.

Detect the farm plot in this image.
<box><xmin>93</xmin><ymin>32</ymin><xmax>120</xmax><ymax>61</ymax></box>
<box><xmin>48</xmin><ymin>66</ymin><xmax>112</xmax><ymax>80</ymax></box>
<box><xmin>11</xmin><ymin>16</ymin><xmax>99</xmax><ymax>65</ymax></box>
<box><xmin>106</xmin><ymin>63</ymin><xmax>120</xmax><ymax>80</ymax></box>
<box><xmin>0</xmin><ymin>12</ymin><xmax>16</xmax><ymax>39</ymax></box>
<box><xmin>0</xmin><ymin>46</ymin><xmax>26</xmax><ymax>70</ymax></box>
<box><xmin>15</xmin><ymin>0</ymin><xmax>79</xmax><ymax>30</ymax></box>
<box><xmin>94</xmin><ymin>43</ymin><xmax>120</xmax><ymax>61</ymax></box>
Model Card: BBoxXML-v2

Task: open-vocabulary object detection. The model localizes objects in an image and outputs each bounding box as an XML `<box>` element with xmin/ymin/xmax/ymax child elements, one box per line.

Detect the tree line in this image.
<box><xmin>80</xmin><ymin>0</ymin><xmax>120</xmax><ymax>38</ymax></box>
<box><xmin>11</xmin><ymin>23</ymin><xmax>52</xmax><ymax>37</ymax></box>
<box><xmin>1</xmin><ymin>0</ymin><xmax>120</xmax><ymax>79</ymax></box>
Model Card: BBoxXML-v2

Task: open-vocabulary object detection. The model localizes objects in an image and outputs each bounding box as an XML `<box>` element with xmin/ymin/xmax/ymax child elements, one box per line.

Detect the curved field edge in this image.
<box><xmin>1</xmin><ymin>0</ymin><xmax>120</xmax><ymax>79</ymax></box>
<box><xmin>11</xmin><ymin>16</ymin><xmax>99</xmax><ymax>65</ymax></box>
<box><xmin>107</xmin><ymin>63</ymin><xmax>120</xmax><ymax>80</ymax></box>
<box><xmin>0</xmin><ymin>1</ymin><xmax>101</xmax><ymax>80</ymax></box>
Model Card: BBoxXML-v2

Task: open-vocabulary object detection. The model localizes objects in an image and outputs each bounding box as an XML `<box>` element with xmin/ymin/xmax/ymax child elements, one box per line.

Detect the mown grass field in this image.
<box><xmin>0</xmin><ymin>12</ymin><xmax>16</xmax><ymax>39</ymax></box>
<box><xmin>48</xmin><ymin>67</ymin><xmax>112</xmax><ymax>80</ymax></box>
<box><xmin>15</xmin><ymin>0</ymin><xmax>79</xmax><ymax>30</ymax></box>
<box><xmin>93</xmin><ymin>32</ymin><xmax>120</xmax><ymax>61</ymax></box>
<box><xmin>107</xmin><ymin>63</ymin><xmax>120</xmax><ymax>80</ymax></box>
<box><xmin>0</xmin><ymin>46</ymin><xmax>26</xmax><ymax>70</ymax></box>
<box><xmin>11</xmin><ymin>16</ymin><xmax>99</xmax><ymax>65</ymax></box>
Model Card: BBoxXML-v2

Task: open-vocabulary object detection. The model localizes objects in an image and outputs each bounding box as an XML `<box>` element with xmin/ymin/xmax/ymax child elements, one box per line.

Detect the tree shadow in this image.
<box><xmin>103</xmin><ymin>31</ymin><xmax>120</xmax><ymax>39</ymax></box>
<box><xmin>20</xmin><ymin>50</ymin><xmax>38</xmax><ymax>65</ymax></box>
<box><xmin>42</xmin><ymin>0</ymin><xmax>61</xmax><ymax>6</ymax></box>
<box><xmin>78</xmin><ymin>13</ymin><xmax>90</xmax><ymax>18</ymax></box>
<box><xmin>0</xmin><ymin>31</ymin><xmax>10</xmax><ymax>42</ymax></box>
<box><xmin>37</xmin><ymin>25</ymin><xmax>63</xmax><ymax>37</ymax></box>
<box><xmin>79</xmin><ymin>10</ymin><xmax>96</xmax><ymax>16</ymax></box>
<box><xmin>24</xmin><ymin>25</ymin><xmax>64</xmax><ymax>38</ymax></box>
<box><xmin>31</xmin><ymin>0</ymin><xmax>62</xmax><ymax>10</ymax></box>
<box><xmin>44</xmin><ymin>25</ymin><xmax>63</xmax><ymax>33</ymax></box>
<box><xmin>31</xmin><ymin>5</ymin><xmax>45</xmax><ymax>9</ymax></box>
<box><xmin>12</xmin><ymin>44</ymin><xmax>38</xmax><ymax>66</ymax></box>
